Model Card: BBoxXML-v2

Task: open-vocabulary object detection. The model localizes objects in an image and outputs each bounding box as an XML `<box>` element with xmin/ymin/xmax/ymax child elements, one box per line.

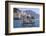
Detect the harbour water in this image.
<box><xmin>14</xmin><ymin>19</ymin><xmax>39</xmax><ymax>28</ymax></box>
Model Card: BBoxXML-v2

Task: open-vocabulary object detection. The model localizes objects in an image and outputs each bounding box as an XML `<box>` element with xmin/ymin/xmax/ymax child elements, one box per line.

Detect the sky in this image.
<box><xmin>19</xmin><ymin>8</ymin><xmax>40</xmax><ymax>14</ymax></box>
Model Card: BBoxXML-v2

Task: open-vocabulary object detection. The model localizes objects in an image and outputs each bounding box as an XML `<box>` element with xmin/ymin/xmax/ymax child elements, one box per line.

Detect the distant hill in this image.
<box><xmin>14</xmin><ymin>8</ymin><xmax>39</xmax><ymax>19</ymax></box>
<box><xmin>23</xmin><ymin>10</ymin><xmax>39</xmax><ymax>19</ymax></box>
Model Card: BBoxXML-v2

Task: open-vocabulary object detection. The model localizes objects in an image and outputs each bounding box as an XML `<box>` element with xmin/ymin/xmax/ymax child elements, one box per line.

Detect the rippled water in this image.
<box><xmin>14</xmin><ymin>19</ymin><xmax>39</xmax><ymax>28</ymax></box>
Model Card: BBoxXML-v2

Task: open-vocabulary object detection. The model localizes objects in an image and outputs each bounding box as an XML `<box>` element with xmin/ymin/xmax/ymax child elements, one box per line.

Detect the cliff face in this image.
<box><xmin>14</xmin><ymin>11</ymin><xmax>39</xmax><ymax>24</ymax></box>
